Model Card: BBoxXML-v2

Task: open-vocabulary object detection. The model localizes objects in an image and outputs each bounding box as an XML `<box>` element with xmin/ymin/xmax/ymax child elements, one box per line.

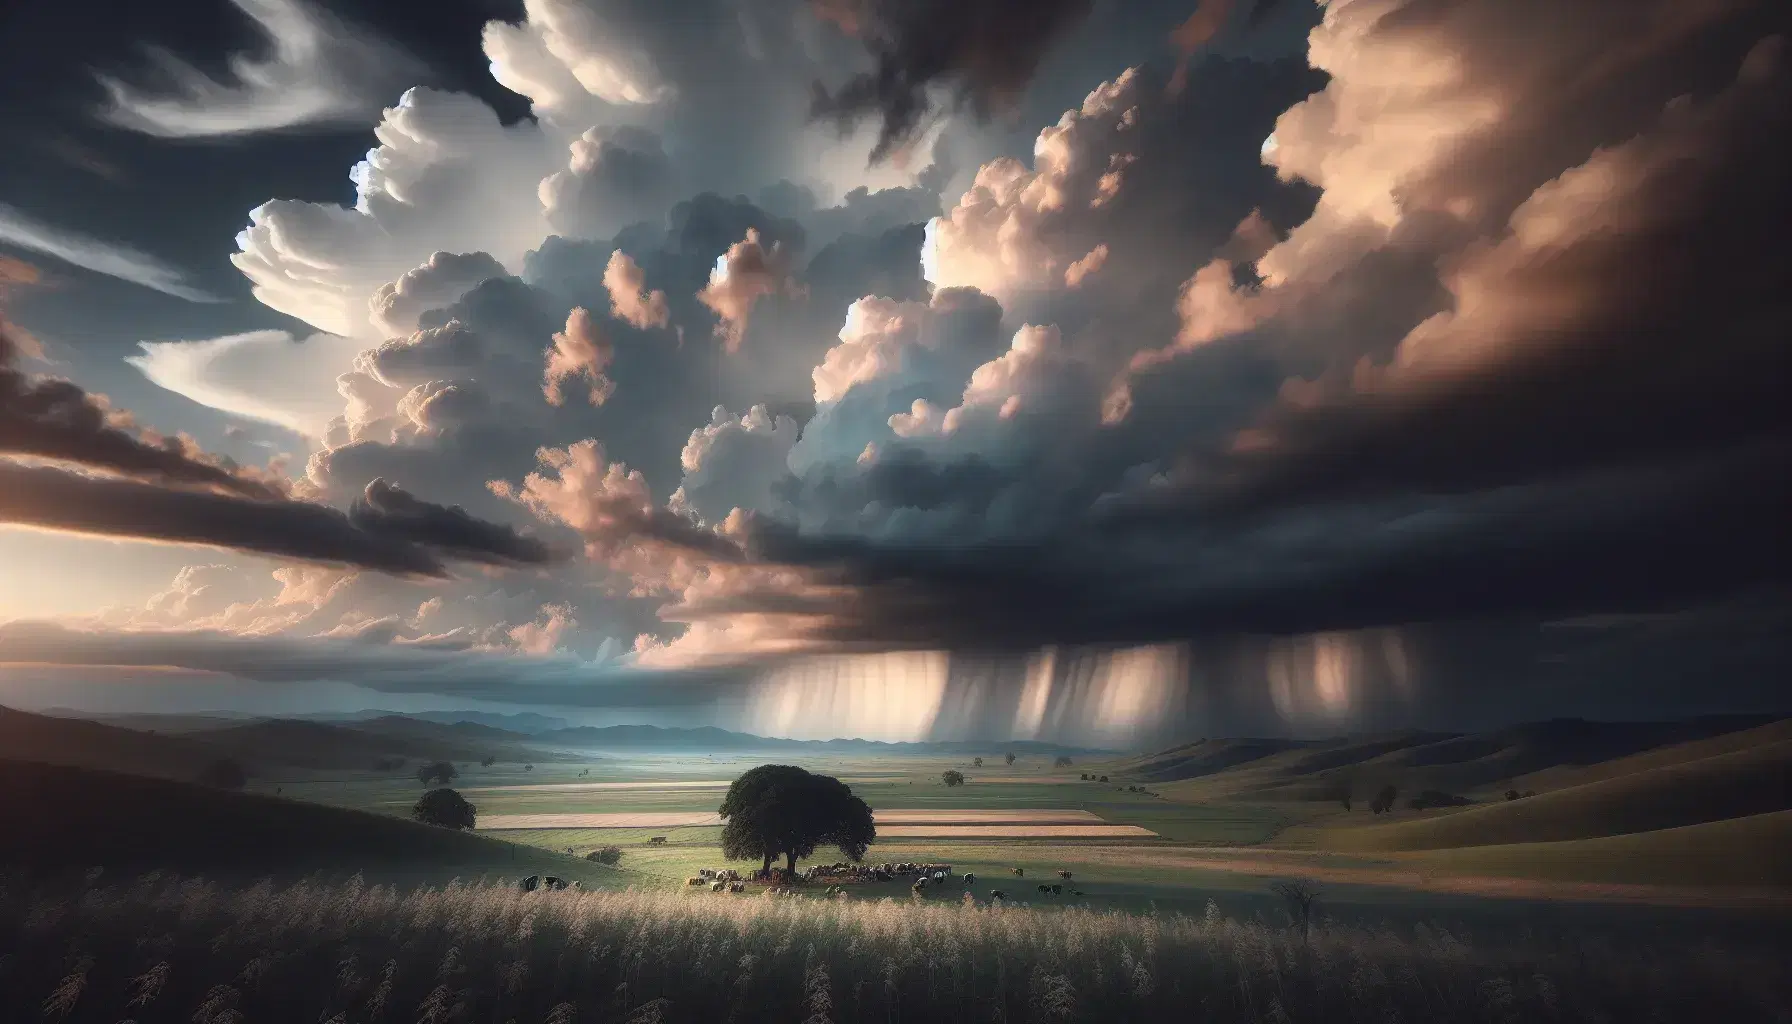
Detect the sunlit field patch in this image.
<box><xmin>478</xmin><ymin>808</ymin><xmax>1118</xmax><ymax>830</ymax></box>
<box><xmin>479</xmin><ymin>812</ymin><xmax>724</xmax><ymax>829</ymax></box>
<box><xmin>465</xmin><ymin>779</ymin><xmax>734</xmax><ymax>794</ymax></box>
<box><xmin>875</xmin><ymin>824</ymin><xmax>1160</xmax><ymax>838</ymax></box>
<box><xmin>871</xmin><ymin>808</ymin><xmax>1105</xmax><ymax>823</ymax></box>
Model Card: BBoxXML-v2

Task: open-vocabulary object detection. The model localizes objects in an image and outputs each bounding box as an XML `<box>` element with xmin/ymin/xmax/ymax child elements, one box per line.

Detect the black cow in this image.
<box><xmin>520</xmin><ymin>875</ymin><xmax>541</xmax><ymax>892</ymax></box>
<box><xmin>544</xmin><ymin>876</ymin><xmax>568</xmax><ymax>890</ymax></box>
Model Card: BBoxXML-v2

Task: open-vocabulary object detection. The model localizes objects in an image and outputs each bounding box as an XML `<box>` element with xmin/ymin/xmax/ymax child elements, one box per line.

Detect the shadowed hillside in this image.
<box><xmin>0</xmin><ymin>705</ymin><xmax>220</xmax><ymax>780</ymax></box>
<box><xmin>0</xmin><ymin>758</ymin><xmax>607</xmax><ymax>884</ymax></box>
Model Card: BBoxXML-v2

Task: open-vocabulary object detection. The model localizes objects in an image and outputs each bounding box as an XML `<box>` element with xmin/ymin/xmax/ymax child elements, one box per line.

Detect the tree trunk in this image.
<box><xmin>761</xmin><ymin>852</ymin><xmax>772</xmax><ymax>876</ymax></box>
<box><xmin>785</xmin><ymin>850</ymin><xmax>798</xmax><ymax>876</ymax></box>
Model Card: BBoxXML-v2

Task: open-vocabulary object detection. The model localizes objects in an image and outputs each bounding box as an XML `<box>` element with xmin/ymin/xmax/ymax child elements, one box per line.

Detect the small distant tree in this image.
<box><xmin>523</xmin><ymin>764</ymin><xmax>534</xmax><ymax>772</ymax></box>
<box><xmin>418</xmin><ymin>760</ymin><xmax>457</xmax><ymax>786</ymax></box>
<box><xmin>973</xmin><ymin>757</ymin><xmax>983</xmax><ymax>768</ymax></box>
<box><xmin>1523</xmin><ymin>790</ymin><xmax>1536</xmax><ymax>798</ymax></box>
<box><xmin>480</xmin><ymin>757</ymin><xmax>496</xmax><ymax>767</ymax></box>
<box><xmin>587</xmin><ymin>845</ymin><xmax>624</xmax><ymax>865</ymax></box>
<box><xmin>197</xmin><ymin>758</ymin><xmax>247</xmax><ymax>790</ymax></box>
<box><xmin>1505</xmin><ymin>789</ymin><xmax>1521</xmax><ymax>801</ymax></box>
<box><xmin>942</xmin><ymin>770</ymin><xmax>966</xmax><ymax>787</ymax></box>
<box><xmin>1271</xmin><ymin>879</ymin><xmax>1322</xmax><ymax>943</ymax></box>
<box><xmin>1370</xmin><ymin>784</ymin><xmax>1398</xmax><ymax>814</ymax></box>
<box><xmin>1005</xmin><ymin>752</ymin><xmax>1017</xmax><ymax>766</ymax></box>
<box><xmin>1098</xmin><ymin>775</ymin><xmax>1109</xmax><ymax>783</ymax></box>
<box><xmin>1054</xmin><ymin>755</ymin><xmax>1073</xmax><ymax>768</ymax></box>
<box><xmin>413</xmin><ymin>788</ymin><xmax>476</xmax><ymax>830</ymax></box>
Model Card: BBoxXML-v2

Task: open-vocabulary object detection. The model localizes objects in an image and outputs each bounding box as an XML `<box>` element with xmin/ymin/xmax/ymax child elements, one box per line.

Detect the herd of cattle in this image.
<box><xmin>520</xmin><ymin>863</ymin><xmax>1088</xmax><ymax>903</ymax></box>
<box><xmin>671</xmin><ymin>861</ymin><xmax>1087</xmax><ymax>903</ymax></box>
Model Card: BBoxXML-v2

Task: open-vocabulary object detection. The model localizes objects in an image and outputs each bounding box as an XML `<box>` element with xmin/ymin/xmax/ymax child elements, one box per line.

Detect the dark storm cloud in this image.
<box><xmin>669</xmin><ymin>9</ymin><xmax>1792</xmax><ymax>660</ymax></box>
<box><xmin>351</xmin><ymin>478</ymin><xmax>558</xmax><ymax>567</ymax></box>
<box><xmin>809</xmin><ymin>0</ymin><xmax>1096</xmax><ymax>160</ymax></box>
<box><xmin>0</xmin><ymin>461</ymin><xmax>448</xmax><ymax>576</ymax></box>
<box><xmin>2</xmin><ymin>323</ymin><xmax>284</xmax><ymax>499</ymax></box>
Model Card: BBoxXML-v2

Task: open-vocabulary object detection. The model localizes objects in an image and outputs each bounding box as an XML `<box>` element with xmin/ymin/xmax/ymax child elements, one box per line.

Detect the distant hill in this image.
<box><xmin>194</xmin><ymin>718</ymin><xmax>572</xmax><ymax>770</ymax></box>
<box><xmin>32</xmin><ymin>708</ymin><xmax>262</xmax><ymax>734</ymax></box>
<box><xmin>535</xmin><ymin>723</ymin><xmax>1109</xmax><ymax>755</ymax></box>
<box><xmin>345</xmin><ymin>714</ymin><xmax>536</xmax><ymax>745</ymax></box>
<box><xmin>0</xmin><ymin>705</ymin><xmax>221</xmax><ymax>781</ymax></box>
<box><xmin>1322</xmin><ymin>735</ymin><xmax>1792</xmax><ymax>853</ymax></box>
<box><xmin>1129</xmin><ymin>716</ymin><xmax>1780</xmax><ymax>801</ymax></box>
<box><xmin>0</xmin><ymin>758</ymin><xmax>609</xmax><ymax>884</ymax></box>
<box><xmin>302</xmin><ymin>709</ymin><xmax>576</xmax><ymax>734</ymax></box>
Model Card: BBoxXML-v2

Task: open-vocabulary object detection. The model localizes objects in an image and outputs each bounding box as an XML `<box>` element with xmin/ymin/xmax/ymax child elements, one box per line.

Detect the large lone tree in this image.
<box><xmin>413</xmin><ymin>787</ymin><xmax>476</xmax><ymax>830</ymax></box>
<box><xmin>718</xmin><ymin>765</ymin><xmax>875</xmax><ymax>876</ymax></box>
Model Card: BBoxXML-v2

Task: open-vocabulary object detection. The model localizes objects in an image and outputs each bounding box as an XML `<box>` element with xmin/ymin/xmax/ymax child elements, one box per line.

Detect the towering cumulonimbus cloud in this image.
<box><xmin>540</xmin><ymin>126</ymin><xmax>680</xmax><ymax>239</ymax></box>
<box><xmin>231</xmin><ymin>88</ymin><xmax>560</xmax><ymax>338</ymax></box>
<box><xmin>371</xmin><ymin>252</ymin><xmax>510</xmax><ymax>336</ymax></box>
<box><xmin>55</xmin><ymin>0</ymin><xmax>1789</xmax><ymax>730</ymax></box>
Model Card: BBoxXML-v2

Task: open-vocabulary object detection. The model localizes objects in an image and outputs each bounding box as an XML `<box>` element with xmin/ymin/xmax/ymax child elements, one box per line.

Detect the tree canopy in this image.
<box><xmin>941</xmin><ymin>770</ymin><xmax>966</xmax><ymax>787</ymax></box>
<box><xmin>417</xmin><ymin>760</ymin><xmax>457</xmax><ymax>786</ymax></box>
<box><xmin>413</xmin><ymin>787</ymin><xmax>476</xmax><ymax>830</ymax></box>
<box><xmin>718</xmin><ymin>764</ymin><xmax>875</xmax><ymax>875</ymax></box>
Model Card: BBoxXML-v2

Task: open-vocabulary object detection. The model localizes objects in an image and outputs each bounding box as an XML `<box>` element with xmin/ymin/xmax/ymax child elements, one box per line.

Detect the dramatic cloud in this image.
<box><xmin>4</xmin><ymin>339</ymin><xmax>285</xmax><ymax>500</ymax></box>
<box><xmin>602</xmin><ymin>250</ymin><xmax>669</xmax><ymax>330</ymax></box>
<box><xmin>370</xmin><ymin>251</ymin><xmax>508</xmax><ymax>336</ymax></box>
<box><xmin>0</xmin><ymin>461</ymin><xmax>546</xmax><ymax>577</ymax></box>
<box><xmin>481</xmin><ymin>0</ymin><xmax>676</xmax><ymax>119</ymax></box>
<box><xmin>0</xmin><ymin>203</ymin><xmax>218</xmax><ymax>302</ymax></box>
<box><xmin>696</xmin><ymin>228</ymin><xmax>796</xmax><ymax>351</ymax></box>
<box><xmin>93</xmin><ymin>0</ymin><xmax>423</xmax><ymax>138</ymax></box>
<box><xmin>540</xmin><ymin>126</ymin><xmax>679</xmax><ymax>239</ymax></box>
<box><xmin>232</xmin><ymin>88</ymin><xmax>558</xmax><ymax>336</ymax></box>
<box><xmin>671</xmin><ymin>405</ymin><xmax>801</xmax><ymax>526</ymax></box>
<box><xmin>810</xmin><ymin>0</ymin><xmax>1097</xmax><ymax>160</ymax></box>
<box><xmin>542</xmin><ymin>306</ymin><xmax>616</xmax><ymax>407</ymax></box>
<box><xmin>128</xmin><ymin>330</ymin><xmax>367</xmax><ymax>437</ymax></box>
<box><xmin>43</xmin><ymin>0</ymin><xmax>1785</xmax><ymax>732</ymax></box>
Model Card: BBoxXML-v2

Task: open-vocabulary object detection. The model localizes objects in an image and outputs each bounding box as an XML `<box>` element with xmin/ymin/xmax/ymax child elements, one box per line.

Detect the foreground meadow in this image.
<box><xmin>2</xmin><ymin>872</ymin><xmax>1786</xmax><ymax>1024</ymax></box>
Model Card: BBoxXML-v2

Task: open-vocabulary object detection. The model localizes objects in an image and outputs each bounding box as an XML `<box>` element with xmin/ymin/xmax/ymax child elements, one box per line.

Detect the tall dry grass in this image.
<box><xmin>0</xmin><ymin>871</ymin><xmax>1783</xmax><ymax>1023</ymax></box>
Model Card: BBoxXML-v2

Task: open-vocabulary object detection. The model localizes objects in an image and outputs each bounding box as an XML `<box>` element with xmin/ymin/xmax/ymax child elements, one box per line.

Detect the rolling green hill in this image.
<box><xmin>1132</xmin><ymin>716</ymin><xmax>1781</xmax><ymax>804</ymax></box>
<box><xmin>1321</xmin><ymin>737</ymin><xmax>1792</xmax><ymax>852</ymax></box>
<box><xmin>0</xmin><ymin>758</ymin><xmax>610</xmax><ymax>884</ymax></box>
<box><xmin>1397</xmin><ymin>810</ymin><xmax>1792</xmax><ymax>889</ymax></box>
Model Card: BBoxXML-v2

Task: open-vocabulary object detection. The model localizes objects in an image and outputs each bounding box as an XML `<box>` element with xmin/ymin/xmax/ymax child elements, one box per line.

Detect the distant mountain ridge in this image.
<box><xmin>534</xmin><ymin>723</ymin><xmax>1112</xmax><ymax>755</ymax></box>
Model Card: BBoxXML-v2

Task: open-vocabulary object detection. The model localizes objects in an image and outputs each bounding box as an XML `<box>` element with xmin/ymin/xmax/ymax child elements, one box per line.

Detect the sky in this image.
<box><xmin>1</xmin><ymin>0</ymin><xmax>1788</xmax><ymax>748</ymax></box>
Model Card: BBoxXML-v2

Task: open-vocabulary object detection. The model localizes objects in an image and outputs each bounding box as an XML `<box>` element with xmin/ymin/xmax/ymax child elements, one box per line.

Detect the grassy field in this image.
<box><xmin>1394</xmin><ymin>810</ymin><xmax>1792</xmax><ymax>889</ymax></box>
<box><xmin>2</xmin><ymin>871</ymin><xmax>1784</xmax><ymax>1024</ymax></box>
